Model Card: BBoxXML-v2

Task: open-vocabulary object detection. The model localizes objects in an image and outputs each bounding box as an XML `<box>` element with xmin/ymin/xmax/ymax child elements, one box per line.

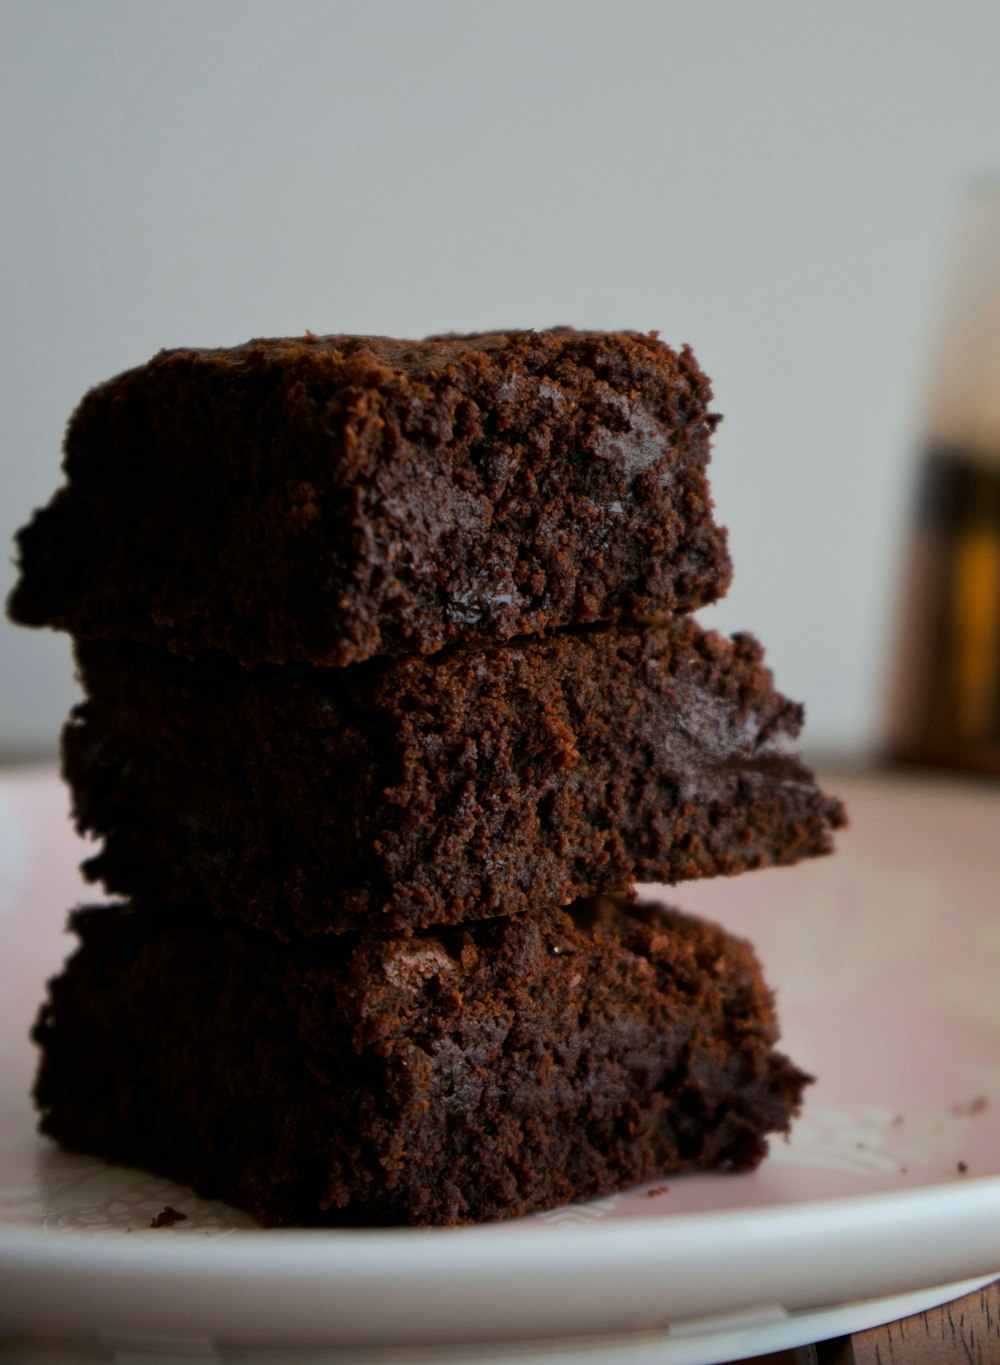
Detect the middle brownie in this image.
<box><xmin>66</xmin><ymin>620</ymin><xmax>845</xmax><ymax>937</ymax></box>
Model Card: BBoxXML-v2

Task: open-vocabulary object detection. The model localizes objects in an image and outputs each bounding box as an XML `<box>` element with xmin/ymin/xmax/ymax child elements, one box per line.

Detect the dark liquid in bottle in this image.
<box><xmin>886</xmin><ymin>446</ymin><xmax>1000</xmax><ymax>776</ymax></box>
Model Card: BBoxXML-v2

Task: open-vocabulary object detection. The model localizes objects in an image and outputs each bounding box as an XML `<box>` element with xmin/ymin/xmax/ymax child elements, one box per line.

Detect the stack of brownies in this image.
<box><xmin>10</xmin><ymin>328</ymin><xmax>845</xmax><ymax>1226</ymax></box>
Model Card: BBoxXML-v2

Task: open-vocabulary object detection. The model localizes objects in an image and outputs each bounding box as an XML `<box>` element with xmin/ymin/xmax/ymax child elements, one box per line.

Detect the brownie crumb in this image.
<box><xmin>950</xmin><ymin>1097</ymin><xmax>989</xmax><ymax>1117</ymax></box>
<box><xmin>957</xmin><ymin>1161</ymin><xmax>969</xmax><ymax>1175</ymax></box>
<box><xmin>646</xmin><ymin>1185</ymin><xmax>670</xmax><ymax>1198</ymax></box>
<box><xmin>150</xmin><ymin>1205</ymin><xmax>187</xmax><ymax>1228</ymax></box>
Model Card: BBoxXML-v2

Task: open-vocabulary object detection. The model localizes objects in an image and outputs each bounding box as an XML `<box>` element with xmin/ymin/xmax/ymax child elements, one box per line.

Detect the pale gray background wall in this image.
<box><xmin>3</xmin><ymin>0</ymin><xmax>999</xmax><ymax>759</ymax></box>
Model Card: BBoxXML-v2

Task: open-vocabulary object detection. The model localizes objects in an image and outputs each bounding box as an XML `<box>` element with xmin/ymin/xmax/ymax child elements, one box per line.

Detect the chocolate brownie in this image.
<box><xmin>33</xmin><ymin>895</ymin><xmax>811</xmax><ymax>1227</ymax></box>
<box><xmin>65</xmin><ymin>621</ymin><xmax>846</xmax><ymax>936</ymax></box>
<box><xmin>9</xmin><ymin>329</ymin><xmax>731</xmax><ymax>666</ymax></box>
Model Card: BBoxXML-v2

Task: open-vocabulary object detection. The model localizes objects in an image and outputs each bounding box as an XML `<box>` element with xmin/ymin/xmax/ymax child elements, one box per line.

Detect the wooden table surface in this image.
<box><xmin>746</xmin><ymin>1278</ymin><xmax>1000</xmax><ymax>1363</ymax></box>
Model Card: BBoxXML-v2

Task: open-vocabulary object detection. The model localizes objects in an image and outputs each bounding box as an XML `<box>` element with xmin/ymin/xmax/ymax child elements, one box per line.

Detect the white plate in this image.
<box><xmin>0</xmin><ymin>1278</ymin><xmax>997</xmax><ymax>1364</ymax></box>
<box><xmin>1</xmin><ymin>768</ymin><xmax>999</xmax><ymax>1357</ymax></box>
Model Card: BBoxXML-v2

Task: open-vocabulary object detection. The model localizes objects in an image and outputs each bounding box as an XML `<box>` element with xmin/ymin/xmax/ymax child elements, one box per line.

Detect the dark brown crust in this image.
<box><xmin>8</xmin><ymin>329</ymin><xmax>731</xmax><ymax>666</ymax></box>
<box><xmin>33</xmin><ymin>895</ymin><xmax>811</xmax><ymax>1227</ymax></box>
<box><xmin>65</xmin><ymin>620</ymin><xmax>846</xmax><ymax>936</ymax></box>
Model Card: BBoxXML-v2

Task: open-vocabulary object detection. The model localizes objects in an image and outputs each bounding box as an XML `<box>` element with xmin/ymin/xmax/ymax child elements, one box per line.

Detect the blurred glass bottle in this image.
<box><xmin>886</xmin><ymin>183</ymin><xmax>1000</xmax><ymax>776</ymax></box>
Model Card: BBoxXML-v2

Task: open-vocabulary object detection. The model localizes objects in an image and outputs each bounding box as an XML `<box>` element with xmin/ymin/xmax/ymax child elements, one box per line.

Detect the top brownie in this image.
<box><xmin>9</xmin><ymin>329</ymin><xmax>731</xmax><ymax>666</ymax></box>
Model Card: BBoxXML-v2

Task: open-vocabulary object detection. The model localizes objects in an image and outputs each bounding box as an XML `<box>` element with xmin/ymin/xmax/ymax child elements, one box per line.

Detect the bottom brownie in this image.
<box><xmin>33</xmin><ymin>896</ymin><xmax>810</xmax><ymax>1227</ymax></box>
